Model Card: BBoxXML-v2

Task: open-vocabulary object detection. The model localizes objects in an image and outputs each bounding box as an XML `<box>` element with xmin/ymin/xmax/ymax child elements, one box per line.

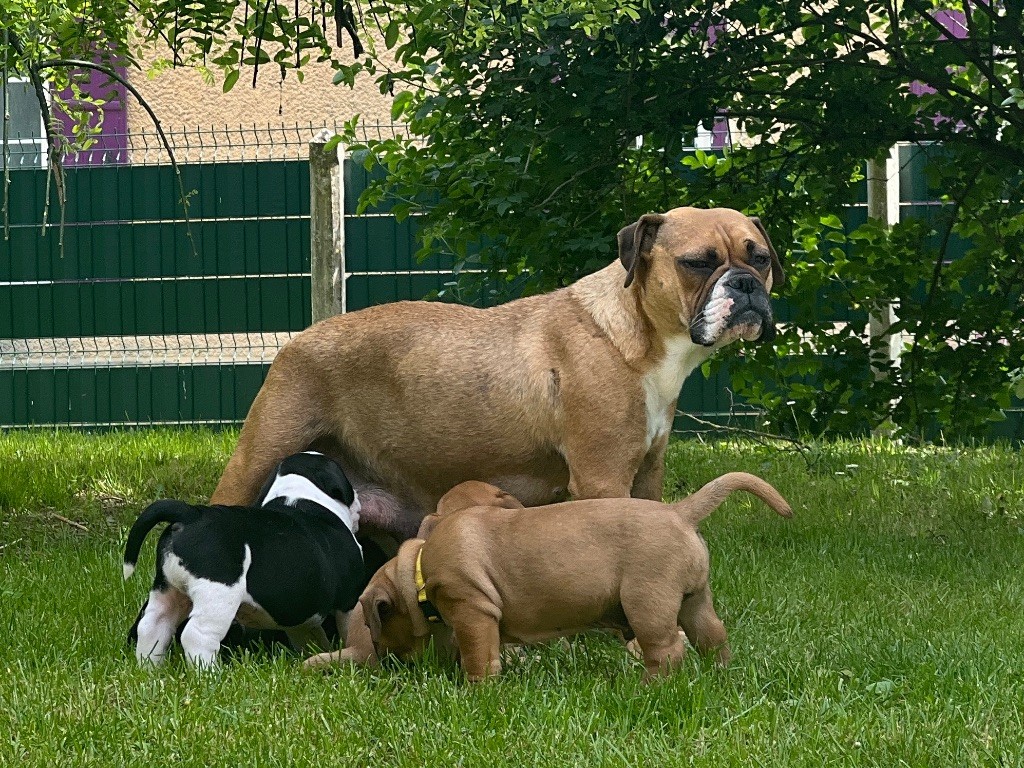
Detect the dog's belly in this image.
<box><xmin>500</xmin><ymin>613</ymin><xmax>629</xmax><ymax>646</ymax></box>
<box><xmin>321</xmin><ymin>437</ymin><xmax>570</xmax><ymax>536</ymax></box>
<box><xmin>352</xmin><ymin>436</ymin><xmax>568</xmax><ymax>506</ymax></box>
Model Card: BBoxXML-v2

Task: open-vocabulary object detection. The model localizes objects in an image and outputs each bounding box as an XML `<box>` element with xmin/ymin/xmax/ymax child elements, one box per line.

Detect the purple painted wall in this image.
<box><xmin>55</xmin><ymin>63</ymin><xmax>129</xmax><ymax>166</ymax></box>
<box><xmin>909</xmin><ymin>9</ymin><xmax>968</xmax><ymax>97</ymax></box>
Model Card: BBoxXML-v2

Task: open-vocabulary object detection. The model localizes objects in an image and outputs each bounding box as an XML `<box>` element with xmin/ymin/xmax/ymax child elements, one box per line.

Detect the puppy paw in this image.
<box><xmin>625</xmin><ymin>638</ymin><xmax>643</xmax><ymax>660</ymax></box>
<box><xmin>303</xmin><ymin>650</ymin><xmax>344</xmax><ymax>670</ymax></box>
<box><xmin>303</xmin><ymin>646</ymin><xmax>378</xmax><ymax>670</ymax></box>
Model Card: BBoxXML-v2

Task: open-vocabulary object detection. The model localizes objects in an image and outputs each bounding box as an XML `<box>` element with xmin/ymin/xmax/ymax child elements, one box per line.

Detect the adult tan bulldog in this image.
<box><xmin>211</xmin><ymin>206</ymin><xmax>783</xmax><ymax>539</ymax></box>
<box><xmin>353</xmin><ymin>475</ymin><xmax>792</xmax><ymax>681</ymax></box>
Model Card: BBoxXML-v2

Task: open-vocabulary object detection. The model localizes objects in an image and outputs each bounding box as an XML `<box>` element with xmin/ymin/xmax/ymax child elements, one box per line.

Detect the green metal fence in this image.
<box><xmin>2</xmin><ymin>126</ymin><xmax>315</xmax><ymax>426</ymax></box>
<box><xmin>1</xmin><ymin>130</ymin><xmax>1019</xmax><ymax>438</ymax></box>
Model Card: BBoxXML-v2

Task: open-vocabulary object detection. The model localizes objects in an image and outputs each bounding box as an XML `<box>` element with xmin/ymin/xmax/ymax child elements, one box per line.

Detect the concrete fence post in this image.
<box><xmin>866</xmin><ymin>146</ymin><xmax>901</xmax><ymax>378</ymax></box>
<box><xmin>309</xmin><ymin>129</ymin><xmax>346</xmax><ymax>323</ymax></box>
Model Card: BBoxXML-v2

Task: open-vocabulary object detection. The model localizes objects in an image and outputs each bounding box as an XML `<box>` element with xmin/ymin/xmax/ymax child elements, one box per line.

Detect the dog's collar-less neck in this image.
<box><xmin>414</xmin><ymin>547</ymin><xmax>443</xmax><ymax>624</ymax></box>
<box><xmin>262</xmin><ymin>473</ymin><xmax>361</xmax><ymax>535</ymax></box>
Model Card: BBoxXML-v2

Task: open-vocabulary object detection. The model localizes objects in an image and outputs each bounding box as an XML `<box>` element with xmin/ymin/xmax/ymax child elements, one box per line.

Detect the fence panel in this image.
<box><xmin>1</xmin><ymin>126</ymin><xmax>318</xmax><ymax>427</ymax></box>
<box><xmin>1</xmin><ymin>129</ymin><xmax>1019</xmax><ymax>440</ymax></box>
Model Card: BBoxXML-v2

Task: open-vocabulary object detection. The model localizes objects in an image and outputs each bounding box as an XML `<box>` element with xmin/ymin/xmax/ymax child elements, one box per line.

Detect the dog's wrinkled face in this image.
<box><xmin>619</xmin><ymin>207</ymin><xmax>783</xmax><ymax>347</ymax></box>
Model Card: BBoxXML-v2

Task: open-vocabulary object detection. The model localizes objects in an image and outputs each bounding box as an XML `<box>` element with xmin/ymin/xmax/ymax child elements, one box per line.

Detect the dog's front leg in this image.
<box><xmin>285</xmin><ymin>620</ymin><xmax>331</xmax><ymax>654</ymax></box>
<box><xmin>451</xmin><ymin>609</ymin><xmax>502</xmax><ymax>682</ymax></box>
<box><xmin>630</xmin><ymin>433</ymin><xmax>669</xmax><ymax>501</ymax></box>
<box><xmin>561</xmin><ymin>402</ymin><xmax>648</xmax><ymax>499</ymax></box>
<box><xmin>563</xmin><ymin>436</ymin><xmax>644</xmax><ymax>500</ymax></box>
<box><xmin>304</xmin><ymin>603</ymin><xmax>378</xmax><ymax>668</ymax></box>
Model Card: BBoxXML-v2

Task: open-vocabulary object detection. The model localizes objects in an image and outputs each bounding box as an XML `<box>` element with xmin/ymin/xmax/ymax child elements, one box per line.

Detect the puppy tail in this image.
<box><xmin>122</xmin><ymin>499</ymin><xmax>200</xmax><ymax>580</ymax></box>
<box><xmin>676</xmin><ymin>472</ymin><xmax>792</xmax><ymax>524</ymax></box>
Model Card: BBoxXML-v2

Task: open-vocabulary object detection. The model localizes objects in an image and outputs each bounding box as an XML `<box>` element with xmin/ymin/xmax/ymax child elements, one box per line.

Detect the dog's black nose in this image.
<box><xmin>725</xmin><ymin>271</ymin><xmax>760</xmax><ymax>295</ymax></box>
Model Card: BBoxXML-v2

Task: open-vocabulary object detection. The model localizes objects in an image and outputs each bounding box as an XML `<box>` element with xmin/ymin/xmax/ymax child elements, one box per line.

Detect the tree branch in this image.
<box><xmin>36</xmin><ymin>58</ymin><xmax>196</xmax><ymax>253</ymax></box>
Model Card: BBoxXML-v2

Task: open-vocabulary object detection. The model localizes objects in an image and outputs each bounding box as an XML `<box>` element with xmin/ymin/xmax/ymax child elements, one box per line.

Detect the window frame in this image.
<box><xmin>3</xmin><ymin>76</ymin><xmax>49</xmax><ymax>169</ymax></box>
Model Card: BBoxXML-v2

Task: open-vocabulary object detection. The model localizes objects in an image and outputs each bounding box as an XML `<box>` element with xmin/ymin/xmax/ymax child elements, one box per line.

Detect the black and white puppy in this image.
<box><xmin>123</xmin><ymin>451</ymin><xmax>364</xmax><ymax>667</ymax></box>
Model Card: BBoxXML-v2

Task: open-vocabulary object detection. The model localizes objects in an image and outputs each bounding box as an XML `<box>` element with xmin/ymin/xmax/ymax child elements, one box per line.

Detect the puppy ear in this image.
<box><xmin>360</xmin><ymin>586</ymin><xmax>393</xmax><ymax>645</ymax></box>
<box><xmin>748</xmin><ymin>216</ymin><xmax>784</xmax><ymax>289</ymax></box>
<box><xmin>493</xmin><ymin>490</ymin><xmax>525</xmax><ymax>510</ymax></box>
<box><xmin>416</xmin><ymin>513</ymin><xmax>441</xmax><ymax>539</ymax></box>
<box><xmin>618</xmin><ymin>213</ymin><xmax>666</xmax><ymax>289</ymax></box>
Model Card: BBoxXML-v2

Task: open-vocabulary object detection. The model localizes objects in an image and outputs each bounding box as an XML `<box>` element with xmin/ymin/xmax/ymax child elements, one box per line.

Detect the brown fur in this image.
<box><xmin>211</xmin><ymin>207</ymin><xmax>783</xmax><ymax>543</ymax></box>
<box><xmin>303</xmin><ymin>481</ymin><xmax>524</xmax><ymax>669</ymax></box>
<box><xmin>354</xmin><ymin>473</ymin><xmax>792</xmax><ymax>681</ymax></box>
<box><xmin>418</xmin><ymin>481</ymin><xmax>525</xmax><ymax>538</ymax></box>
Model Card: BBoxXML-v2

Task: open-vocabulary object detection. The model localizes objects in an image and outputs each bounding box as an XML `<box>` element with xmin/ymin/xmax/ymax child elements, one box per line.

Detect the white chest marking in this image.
<box><xmin>641</xmin><ymin>335</ymin><xmax>713</xmax><ymax>449</ymax></box>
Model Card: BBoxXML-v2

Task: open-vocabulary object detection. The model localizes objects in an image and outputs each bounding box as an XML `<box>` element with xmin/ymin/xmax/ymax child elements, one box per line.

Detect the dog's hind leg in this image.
<box><xmin>180</xmin><ymin>580</ymin><xmax>246</xmax><ymax>668</ymax></box>
<box><xmin>136</xmin><ymin>589</ymin><xmax>191</xmax><ymax>666</ymax></box>
<box><xmin>625</xmin><ymin>619</ymin><xmax>686</xmax><ymax>680</ymax></box>
<box><xmin>620</xmin><ymin>582</ymin><xmax>687</xmax><ymax>680</ymax></box>
<box><xmin>211</xmin><ymin>356</ymin><xmax>327</xmax><ymax>505</ymax></box>
<box><xmin>678</xmin><ymin>584</ymin><xmax>730</xmax><ymax>666</ymax></box>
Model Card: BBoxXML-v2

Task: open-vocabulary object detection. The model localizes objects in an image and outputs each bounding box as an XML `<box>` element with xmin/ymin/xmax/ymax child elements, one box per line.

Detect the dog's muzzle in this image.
<box><xmin>690</xmin><ymin>269</ymin><xmax>776</xmax><ymax>347</ymax></box>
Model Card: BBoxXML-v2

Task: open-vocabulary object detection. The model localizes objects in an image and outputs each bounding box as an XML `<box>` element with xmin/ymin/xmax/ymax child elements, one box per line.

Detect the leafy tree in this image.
<box><xmin>0</xmin><ymin>0</ymin><xmax>359</xmax><ymax>219</ymax></box>
<box><xmin>335</xmin><ymin>0</ymin><xmax>1023</xmax><ymax>440</ymax></box>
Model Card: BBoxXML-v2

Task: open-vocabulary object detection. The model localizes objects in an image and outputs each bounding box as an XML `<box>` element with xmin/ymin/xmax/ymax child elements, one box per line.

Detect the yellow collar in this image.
<box><xmin>415</xmin><ymin>546</ymin><xmax>429</xmax><ymax>603</ymax></box>
<box><xmin>414</xmin><ymin>545</ymin><xmax>442</xmax><ymax>623</ymax></box>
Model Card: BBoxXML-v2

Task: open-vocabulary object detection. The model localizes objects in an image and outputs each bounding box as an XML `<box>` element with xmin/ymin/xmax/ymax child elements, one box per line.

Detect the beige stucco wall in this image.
<box><xmin>124</xmin><ymin>28</ymin><xmax>397</xmax><ymax>161</ymax></box>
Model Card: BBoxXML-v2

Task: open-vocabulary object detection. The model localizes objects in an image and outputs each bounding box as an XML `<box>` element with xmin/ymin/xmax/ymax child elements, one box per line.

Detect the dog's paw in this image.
<box><xmin>303</xmin><ymin>650</ymin><xmax>344</xmax><ymax>670</ymax></box>
<box><xmin>303</xmin><ymin>646</ymin><xmax>378</xmax><ymax>671</ymax></box>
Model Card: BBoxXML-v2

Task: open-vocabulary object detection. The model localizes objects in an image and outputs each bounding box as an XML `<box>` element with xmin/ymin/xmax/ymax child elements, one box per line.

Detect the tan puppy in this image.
<box><xmin>358</xmin><ymin>473</ymin><xmax>792</xmax><ymax>681</ymax></box>
<box><xmin>210</xmin><ymin>208</ymin><xmax>784</xmax><ymax>541</ymax></box>
<box><xmin>304</xmin><ymin>481</ymin><xmax>523</xmax><ymax>669</ymax></box>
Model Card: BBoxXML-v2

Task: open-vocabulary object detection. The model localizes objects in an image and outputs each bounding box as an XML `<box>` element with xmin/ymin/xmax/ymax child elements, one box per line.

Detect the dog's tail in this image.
<box><xmin>122</xmin><ymin>499</ymin><xmax>201</xmax><ymax>580</ymax></box>
<box><xmin>675</xmin><ymin>472</ymin><xmax>792</xmax><ymax>525</ymax></box>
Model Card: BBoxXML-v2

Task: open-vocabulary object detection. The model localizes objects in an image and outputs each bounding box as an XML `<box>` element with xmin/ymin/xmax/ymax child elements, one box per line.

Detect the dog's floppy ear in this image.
<box><xmin>360</xmin><ymin>584</ymin><xmax>393</xmax><ymax>645</ymax></box>
<box><xmin>416</xmin><ymin>513</ymin><xmax>442</xmax><ymax>539</ymax></box>
<box><xmin>748</xmin><ymin>216</ymin><xmax>784</xmax><ymax>289</ymax></box>
<box><xmin>493</xmin><ymin>489</ymin><xmax>525</xmax><ymax>510</ymax></box>
<box><xmin>618</xmin><ymin>213</ymin><xmax>666</xmax><ymax>289</ymax></box>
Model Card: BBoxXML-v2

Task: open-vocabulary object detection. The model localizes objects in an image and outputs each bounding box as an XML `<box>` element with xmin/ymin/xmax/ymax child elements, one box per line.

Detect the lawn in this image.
<box><xmin>1</xmin><ymin>430</ymin><xmax>1022</xmax><ymax>766</ymax></box>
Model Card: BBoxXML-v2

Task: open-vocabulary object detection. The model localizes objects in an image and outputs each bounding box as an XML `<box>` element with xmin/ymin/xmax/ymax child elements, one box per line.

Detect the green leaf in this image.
<box><xmin>385</xmin><ymin>20</ymin><xmax>400</xmax><ymax>48</ymax></box>
<box><xmin>222</xmin><ymin>69</ymin><xmax>240</xmax><ymax>93</ymax></box>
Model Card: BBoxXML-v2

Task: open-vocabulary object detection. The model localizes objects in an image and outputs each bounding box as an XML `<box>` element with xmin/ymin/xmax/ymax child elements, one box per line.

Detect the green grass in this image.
<box><xmin>2</xmin><ymin>430</ymin><xmax>1023</xmax><ymax>765</ymax></box>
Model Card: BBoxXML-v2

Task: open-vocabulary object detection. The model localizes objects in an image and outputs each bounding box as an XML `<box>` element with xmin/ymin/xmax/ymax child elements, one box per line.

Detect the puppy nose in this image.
<box><xmin>725</xmin><ymin>271</ymin><xmax>759</xmax><ymax>294</ymax></box>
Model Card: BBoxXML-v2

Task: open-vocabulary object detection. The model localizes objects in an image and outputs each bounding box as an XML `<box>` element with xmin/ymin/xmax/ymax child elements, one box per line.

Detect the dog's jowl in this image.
<box><xmin>123</xmin><ymin>452</ymin><xmax>366</xmax><ymax>666</ymax></box>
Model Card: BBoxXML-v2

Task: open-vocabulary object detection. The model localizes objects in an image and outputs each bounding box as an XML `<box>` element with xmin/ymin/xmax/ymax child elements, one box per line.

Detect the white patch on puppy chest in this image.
<box><xmin>642</xmin><ymin>335</ymin><xmax>714</xmax><ymax>449</ymax></box>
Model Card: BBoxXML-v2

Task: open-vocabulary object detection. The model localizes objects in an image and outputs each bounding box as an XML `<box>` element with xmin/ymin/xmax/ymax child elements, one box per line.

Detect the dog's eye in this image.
<box><xmin>749</xmin><ymin>252</ymin><xmax>770</xmax><ymax>270</ymax></box>
<box><xmin>677</xmin><ymin>257</ymin><xmax>714</xmax><ymax>271</ymax></box>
